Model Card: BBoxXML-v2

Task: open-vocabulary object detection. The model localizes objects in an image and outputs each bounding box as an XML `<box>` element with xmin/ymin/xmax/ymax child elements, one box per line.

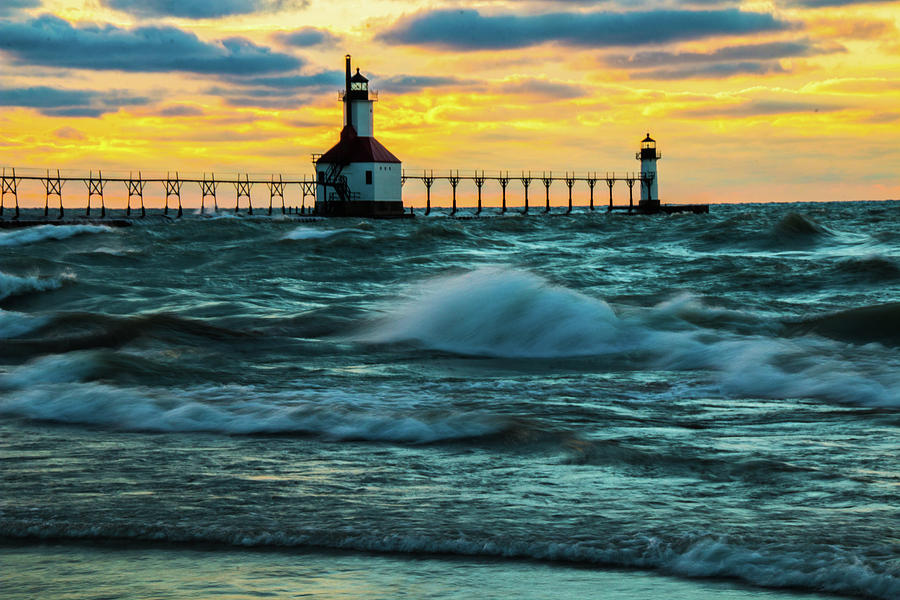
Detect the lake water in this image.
<box><xmin>1</xmin><ymin>202</ymin><xmax>897</xmax><ymax>599</ymax></box>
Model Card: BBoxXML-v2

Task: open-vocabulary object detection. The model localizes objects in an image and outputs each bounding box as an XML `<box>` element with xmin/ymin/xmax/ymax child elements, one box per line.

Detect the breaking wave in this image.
<box><xmin>361</xmin><ymin>267</ymin><xmax>638</xmax><ymax>358</ymax></box>
<box><xmin>0</xmin><ymin>270</ymin><xmax>72</xmax><ymax>301</ymax></box>
<box><xmin>0</xmin><ymin>224</ymin><xmax>112</xmax><ymax>247</ymax></box>
<box><xmin>0</xmin><ymin>355</ymin><xmax>519</xmax><ymax>443</ymax></box>
<box><xmin>362</xmin><ymin>267</ymin><xmax>900</xmax><ymax>407</ymax></box>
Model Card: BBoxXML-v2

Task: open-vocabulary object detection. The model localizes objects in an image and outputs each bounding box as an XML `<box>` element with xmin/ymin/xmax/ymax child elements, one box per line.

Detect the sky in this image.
<box><xmin>0</xmin><ymin>0</ymin><xmax>898</xmax><ymax>207</ymax></box>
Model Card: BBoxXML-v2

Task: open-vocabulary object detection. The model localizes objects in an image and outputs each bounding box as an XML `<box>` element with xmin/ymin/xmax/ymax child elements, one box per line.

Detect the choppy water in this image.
<box><xmin>1</xmin><ymin>203</ymin><xmax>898</xmax><ymax>599</ymax></box>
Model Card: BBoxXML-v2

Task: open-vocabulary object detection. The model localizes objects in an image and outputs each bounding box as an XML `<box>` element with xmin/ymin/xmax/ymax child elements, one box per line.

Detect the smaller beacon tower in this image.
<box><xmin>636</xmin><ymin>133</ymin><xmax>661</xmax><ymax>211</ymax></box>
<box><xmin>314</xmin><ymin>55</ymin><xmax>407</xmax><ymax>218</ymax></box>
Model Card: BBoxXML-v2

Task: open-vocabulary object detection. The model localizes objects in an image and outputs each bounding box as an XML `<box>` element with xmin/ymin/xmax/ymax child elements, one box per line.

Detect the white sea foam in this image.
<box><xmin>363</xmin><ymin>267</ymin><xmax>900</xmax><ymax>407</ymax></box>
<box><xmin>281</xmin><ymin>226</ymin><xmax>363</xmax><ymax>241</ymax></box>
<box><xmin>0</xmin><ymin>270</ymin><xmax>72</xmax><ymax>301</ymax></box>
<box><xmin>0</xmin><ymin>224</ymin><xmax>112</xmax><ymax>247</ymax></box>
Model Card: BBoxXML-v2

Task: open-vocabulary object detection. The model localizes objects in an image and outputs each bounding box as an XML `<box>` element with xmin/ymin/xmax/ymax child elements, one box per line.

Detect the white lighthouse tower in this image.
<box><xmin>636</xmin><ymin>133</ymin><xmax>661</xmax><ymax>211</ymax></box>
<box><xmin>315</xmin><ymin>55</ymin><xmax>407</xmax><ymax>218</ymax></box>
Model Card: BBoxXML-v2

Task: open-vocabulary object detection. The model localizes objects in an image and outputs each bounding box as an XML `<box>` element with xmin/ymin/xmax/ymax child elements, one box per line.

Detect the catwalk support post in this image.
<box><xmin>521</xmin><ymin>172</ymin><xmax>531</xmax><ymax>215</ymax></box>
<box><xmin>474</xmin><ymin>171</ymin><xmax>485</xmax><ymax>216</ymax></box>
<box><xmin>267</xmin><ymin>174</ymin><xmax>284</xmax><ymax>216</ymax></box>
<box><xmin>234</xmin><ymin>174</ymin><xmax>252</xmax><ymax>214</ymax></box>
<box><xmin>165</xmin><ymin>173</ymin><xmax>183</xmax><ymax>218</ymax></box>
<box><xmin>42</xmin><ymin>170</ymin><xmax>65</xmax><ymax>219</ymax></box>
<box><xmin>542</xmin><ymin>172</ymin><xmax>552</xmax><ymax>214</ymax></box>
<box><xmin>499</xmin><ymin>172</ymin><xmax>509</xmax><ymax>214</ymax></box>
<box><xmin>606</xmin><ymin>176</ymin><xmax>615</xmax><ymax>212</ymax></box>
<box><xmin>83</xmin><ymin>170</ymin><xmax>106</xmax><ymax>218</ymax></box>
<box><xmin>201</xmin><ymin>173</ymin><xmax>218</xmax><ymax>215</ymax></box>
<box><xmin>449</xmin><ymin>170</ymin><xmax>460</xmax><ymax>216</ymax></box>
<box><xmin>126</xmin><ymin>172</ymin><xmax>144</xmax><ymax>218</ymax></box>
<box><xmin>587</xmin><ymin>175</ymin><xmax>597</xmax><ymax>211</ymax></box>
<box><xmin>423</xmin><ymin>171</ymin><xmax>434</xmax><ymax>216</ymax></box>
<box><xmin>626</xmin><ymin>177</ymin><xmax>636</xmax><ymax>214</ymax></box>
<box><xmin>1</xmin><ymin>168</ymin><xmax>22</xmax><ymax>219</ymax></box>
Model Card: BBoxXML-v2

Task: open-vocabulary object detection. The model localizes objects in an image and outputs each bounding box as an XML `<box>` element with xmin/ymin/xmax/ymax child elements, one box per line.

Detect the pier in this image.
<box><xmin>0</xmin><ymin>167</ymin><xmax>707</xmax><ymax>225</ymax></box>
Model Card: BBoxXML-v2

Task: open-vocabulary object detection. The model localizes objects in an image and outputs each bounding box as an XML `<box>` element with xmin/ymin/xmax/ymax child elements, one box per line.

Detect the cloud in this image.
<box><xmin>158</xmin><ymin>104</ymin><xmax>206</xmax><ymax>116</ymax></box>
<box><xmin>378</xmin><ymin>8</ymin><xmax>789</xmax><ymax>50</ymax></box>
<box><xmin>633</xmin><ymin>61</ymin><xmax>788</xmax><ymax>79</ymax></box>
<box><xmin>54</xmin><ymin>126</ymin><xmax>86</xmax><ymax>140</ymax></box>
<box><xmin>274</xmin><ymin>27</ymin><xmax>341</xmax><ymax>47</ymax></box>
<box><xmin>806</xmin><ymin>16</ymin><xmax>896</xmax><ymax>40</ymax></box>
<box><xmin>677</xmin><ymin>100</ymin><xmax>845</xmax><ymax>118</ymax></box>
<box><xmin>222</xmin><ymin>96</ymin><xmax>311</xmax><ymax>109</ymax></box>
<box><xmin>805</xmin><ymin>77</ymin><xmax>900</xmax><ymax>95</ymax></box>
<box><xmin>379</xmin><ymin>75</ymin><xmax>475</xmax><ymax>93</ymax></box>
<box><xmin>0</xmin><ymin>14</ymin><xmax>301</xmax><ymax>74</ymax></box>
<box><xmin>236</xmin><ymin>71</ymin><xmax>344</xmax><ymax>89</ymax></box>
<box><xmin>497</xmin><ymin>78</ymin><xmax>586</xmax><ymax>100</ymax></box>
<box><xmin>0</xmin><ymin>85</ymin><xmax>150</xmax><ymax>117</ymax></box>
<box><xmin>100</xmin><ymin>0</ymin><xmax>308</xmax><ymax>19</ymax></box>
<box><xmin>0</xmin><ymin>0</ymin><xmax>39</xmax><ymax>17</ymax></box>
<box><xmin>605</xmin><ymin>40</ymin><xmax>844</xmax><ymax>68</ymax></box>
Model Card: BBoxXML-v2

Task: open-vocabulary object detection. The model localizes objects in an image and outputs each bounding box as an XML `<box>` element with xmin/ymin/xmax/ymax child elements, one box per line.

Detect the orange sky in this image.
<box><xmin>1</xmin><ymin>0</ymin><xmax>898</xmax><ymax>208</ymax></box>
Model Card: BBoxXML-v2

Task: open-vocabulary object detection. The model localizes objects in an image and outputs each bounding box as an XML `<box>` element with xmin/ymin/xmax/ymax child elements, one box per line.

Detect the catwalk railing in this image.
<box><xmin>0</xmin><ymin>167</ymin><xmax>656</xmax><ymax>218</ymax></box>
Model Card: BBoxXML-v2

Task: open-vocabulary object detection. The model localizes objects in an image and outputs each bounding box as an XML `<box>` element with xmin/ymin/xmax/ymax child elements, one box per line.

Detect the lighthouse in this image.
<box><xmin>636</xmin><ymin>133</ymin><xmax>661</xmax><ymax>211</ymax></box>
<box><xmin>314</xmin><ymin>55</ymin><xmax>407</xmax><ymax>218</ymax></box>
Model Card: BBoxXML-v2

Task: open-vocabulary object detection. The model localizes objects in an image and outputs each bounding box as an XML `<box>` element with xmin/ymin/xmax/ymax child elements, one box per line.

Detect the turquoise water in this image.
<box><xmin>1</xmin><ymin>203</ymin><xmax>898</xmax><ymax>598</ymax></box>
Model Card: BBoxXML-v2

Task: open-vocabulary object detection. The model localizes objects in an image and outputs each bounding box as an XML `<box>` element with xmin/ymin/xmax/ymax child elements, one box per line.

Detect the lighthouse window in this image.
<box><xmin>366</xmin><ymin>170</ymin><xmax>373</xmax><ymax>185</ymax></box>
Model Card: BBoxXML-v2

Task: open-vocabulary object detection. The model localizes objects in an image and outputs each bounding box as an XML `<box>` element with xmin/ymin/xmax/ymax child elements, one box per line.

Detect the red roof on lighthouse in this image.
<box><xmin>317</xmin><ymin>125</ymin><xmax>400</xmax><ymax>165</ymax></box>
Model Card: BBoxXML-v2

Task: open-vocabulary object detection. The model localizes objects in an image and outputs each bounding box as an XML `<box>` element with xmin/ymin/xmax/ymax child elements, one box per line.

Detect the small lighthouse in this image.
<box><xmin>636</xmin><ymin>133</ymin><xmax>661</xmax><ymax>211</ymax></box>
<box><xmin>315</xmin><ymin>55</ymin><xmax>407</xmax><ymax>218</ymax></box>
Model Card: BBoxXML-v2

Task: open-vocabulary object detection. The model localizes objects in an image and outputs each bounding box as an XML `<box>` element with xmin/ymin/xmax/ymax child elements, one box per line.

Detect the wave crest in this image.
<box><xmin>0</xmin><ymin>270</ymin><xmax>72</xmax><ymax>301</ymax></box>
<box><xmin>0</xmin><ymin>224</ymin><xmax>112</xmax><ymax>247</ymax></box>
<box><xmin>0</xmin><ymin>377</ymin><xmax>523</xmax><ymax>443</ymax></box>
<box><xmin>361</xmin><ymin>267</ymin><xmax>635</xmax><ymax>358</ymax></box>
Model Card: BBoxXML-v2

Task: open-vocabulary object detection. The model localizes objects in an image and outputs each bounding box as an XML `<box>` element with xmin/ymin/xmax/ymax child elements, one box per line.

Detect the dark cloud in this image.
<box><xmin>43</xmin><ymin>107</ymin><xmax>109</xmax><ymax>118</ymax></box>
<box><xmin>0</xmin><ymin>85</ymin><xmax>150</xmax><ymax>117</ymax></box>
<box><xmin>378</xmin><ymin>8</ymin><xmax>789</xmax><ymax>50</ymax></box>
<box><xmin>678</xmin><ymin>100</ymin><xmax>845</xmax><ymax>117</ymax></box>
<box><xmin>379</xmin><ymin>75</ymin><xmax>474</xmax><ymax>93</ymax></box>
<box><xmin>501</xmin><ymin>78</ymin><xmax>586</xmax><ymax>100</ymax></box>
<box><xmin>633</xmin><ymin>61</ymin><xmax>787</xmax><ymax>79</ymax></box>
<box><xmin>222</xmin><ymin>96</ymin><xmax>311</xmax><ymax>109</ymax></box>
<box><xmin>158</xmin><ymin>104</ymin><xmax>206</xmax><ymax>116</ymax></box>
<box><xmin>0</xmin><ymin>15</ymin><xmax>301</xmax><ymax>74</ymax></box>
<box><xmin>606</xmin><ymin>40</ymin><xmax>844</xmax><ymax>68</ymax></box>
<box><xmin>274</xmin><ymin>27</ymin><xmax>341</xmax><ymax>47</ymax></box>
<box><xmin>237</xmin><ymin>71</ymin><xmax>344</xmax><ymax>89</ymax></box>
<box><xmin>0</xmin><ymin>0</ymin><xmax>39</xmax><ymax>17</ymax></box>
<box><xmin>101</xmin><ymin>0</ymin><xmax>308</xmax><ymax>19</ymax></box>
